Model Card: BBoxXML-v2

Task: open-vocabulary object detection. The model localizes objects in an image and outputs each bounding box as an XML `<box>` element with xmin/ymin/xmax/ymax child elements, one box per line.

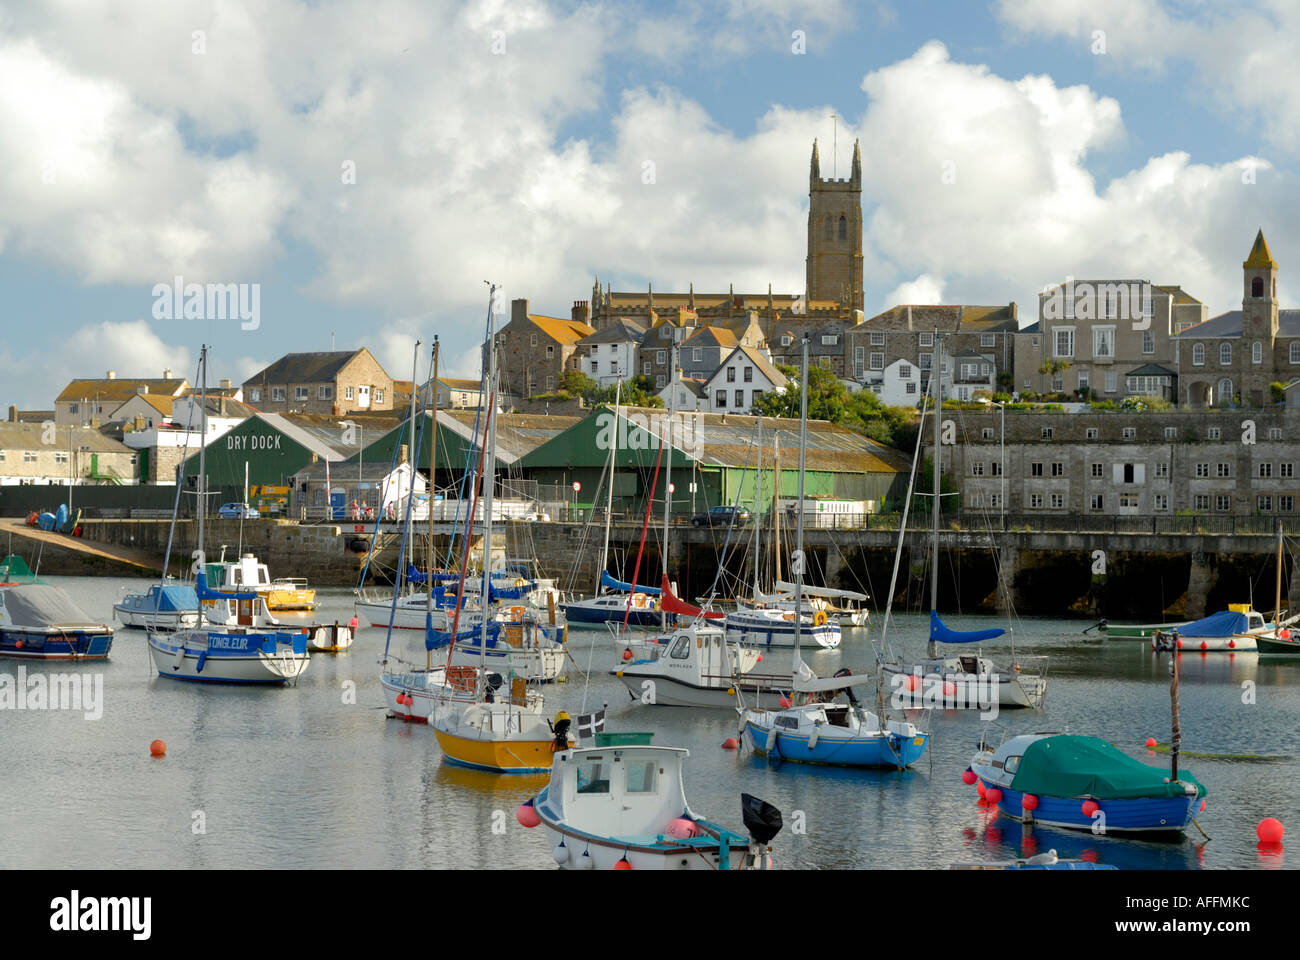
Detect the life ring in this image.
<box><xmin>813</xmin><ymin>610</ymin><xmax>828</xmax><ymax>627</ymax></box>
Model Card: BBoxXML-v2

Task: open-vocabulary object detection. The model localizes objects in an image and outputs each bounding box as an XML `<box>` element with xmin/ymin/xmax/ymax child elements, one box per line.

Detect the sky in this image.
<box><xmin>2</xmin><ymin>0</ymin><xmax>1299</xmax><ymax>408</ymax></box>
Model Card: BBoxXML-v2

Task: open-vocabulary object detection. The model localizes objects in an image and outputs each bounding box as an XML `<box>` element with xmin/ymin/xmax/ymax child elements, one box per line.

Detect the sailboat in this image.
<box><xmin>741</xmin><ymin>336</ymin><xmax>927</xmax><ymax>769</ymax></box>
<box><xmin>429</xmin><ymin>286</ymin><xmax>572</xmax><ymax>772</ymax></box>
<box><xmin>879</xmin><ymin>332</ymin><xmax>1047</xmax><ymax>710</ymax></box>
<box><xmin>147</xmin><ymin>346</ymin><xmax>311</xmax><ymax>685</ymax></box>
<box><xmin>1256</xmin><ymin>524</ymin><xmax>1299</xmax><ymax>654</ymax></box>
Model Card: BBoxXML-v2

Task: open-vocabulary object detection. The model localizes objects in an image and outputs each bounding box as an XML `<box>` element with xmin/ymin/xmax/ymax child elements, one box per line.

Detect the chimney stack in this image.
<box><xmin>8</xmin><ymin>405</ymin><xmax>16</xmax><ymax>422</ymax></box>
<box><xmin>106</xmin><ymin>370</ymin><xmax>116</xmax><ymax>380</ymax></box>
<box><xmin>220</xmin><ymin>378</ymin><xmax>232</xmax><ymax>389</ymax></box>
<box><xmin>164</xmin><ymin>368</ymin><xmax>173</xmax><ymax>380</ymax></box>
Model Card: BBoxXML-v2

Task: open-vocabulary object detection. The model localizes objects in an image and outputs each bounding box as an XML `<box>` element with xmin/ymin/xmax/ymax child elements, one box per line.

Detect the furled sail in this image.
<box><xmin>659</xmin><ymin>576</ymin><xmax>725</xmax><ymax>620</ymax></box>
<box><xmin>774</xmin><ymin>580</ymin><xmax>868</xmax><ymax>601</ymax></box>
<box><xmin>930</xmin><ymin>610</ymin><xmax>1004</xmax><ymax>644</ymax></box>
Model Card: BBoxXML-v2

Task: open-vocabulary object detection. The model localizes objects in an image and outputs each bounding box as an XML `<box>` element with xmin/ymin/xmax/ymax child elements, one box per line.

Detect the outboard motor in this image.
<box><xmin>549</xmin><ymin>711</ymin><xmax>572</xmax><ymax>752</ymax></box>
<box><xmin>740</xmin><ymin>793</ymin><xmax>782</xmax><ymax>869</ymax></box>
<box><xmin>833</xmin><ymin>667</ymin><xmax>859</xmax><ymax>705</ymax></box>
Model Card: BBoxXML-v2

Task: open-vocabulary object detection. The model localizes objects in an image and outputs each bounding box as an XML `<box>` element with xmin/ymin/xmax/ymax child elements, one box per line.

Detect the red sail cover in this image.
<box><xmin>660</xmin><ymin>576</ymin><xmax>725</xmax><ymax>620</ymax></box>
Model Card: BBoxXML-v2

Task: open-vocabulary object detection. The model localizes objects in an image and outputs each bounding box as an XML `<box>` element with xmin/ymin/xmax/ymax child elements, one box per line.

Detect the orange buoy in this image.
<box><xmin>621</xmin><ymin>649</ymin><xmax>632</xmax><ymax>661</ymax></box>
<box><xmin>150</xmin><ymin>739</ymin><xmax>166</xmax><ymax>757</ymax></box>
<box><xmin>1258</xmin><ymin>818</ymin><xmax>1285</xmax><ymax>843</ymax></box>
<box><xmin>1145</xmin><ymin>737</ymin><xmax>1157</xmax><ymax>749</ymax></box>
<box><xmin>614</xmin><ymin>856</ymin><xmax>632</xmax><ymax>870</ymax></box>
<box><xmin>721</xmin><ymin>738</ymin><xmax>739</xmax><ymax>750</ymax></box>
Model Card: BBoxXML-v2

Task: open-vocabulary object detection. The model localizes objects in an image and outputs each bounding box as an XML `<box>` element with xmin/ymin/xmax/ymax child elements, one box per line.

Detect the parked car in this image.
<box><xmin>691</xmin><ymin>505</ymin><xmax>751</xmax><ymax>527</ymax></box>
<box><xmin>217</xmin><ymin>502</ymin><xmax>260</xmax><ymax>519</ymax></box>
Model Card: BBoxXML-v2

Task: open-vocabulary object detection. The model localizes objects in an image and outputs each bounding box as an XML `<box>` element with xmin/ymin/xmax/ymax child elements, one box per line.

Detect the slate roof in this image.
<box><xmin>1125</xmin><ymin>363</ymin><xmax>1177</xmax><ymax>377</ymax></box>
<box><xmin>1175</xmin><ymin>310</ymin><xmax>1300</xmax><ymax>339</ymax></box>
<box><xmin>577</xmin><ymin>318</ymin><xmax>646</xmax><ymax>345</ymax></box>
<box><xmin>243</xmin><ymin>350</ymin><xmax>376</xmax><ymax>385</ymax></box>
<box><xmin>57</xmin><ymin>378</ymin><xmax>189</xmax><ymax>404</ymax></box>
<box><xmin>0</xmin><ymin>423</ymin><xmax>132</xmax><ymax>453</ymax></box>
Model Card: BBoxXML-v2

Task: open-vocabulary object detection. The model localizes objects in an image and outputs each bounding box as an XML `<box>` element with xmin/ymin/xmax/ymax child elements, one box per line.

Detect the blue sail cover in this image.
<box><xmin>195</xmin><ymin>571</ymin><xmax>258</xmax><ymax>602</ymax></box>
<box><xmin>930</xmin><ymin>610</ymin><xmax>1005</xmax><ymax>644</ymax></box>
<box><xmin>428</xmin><ymin>621</ymin><xmax>501</xmax><ymax>651</ymax></box>
<box><xmin>406</xmin><ymin>563</ymin><xmax>464</xmax><ymax>585</ymax></box>
<box><xmin>1176</xmin><ymin>610</ymin><xmax>1249</xmax><ymax>637</ymax></box>
<box><xmin>153</xmin><ymin>584</ymin><xmax>199</xmax><ymax>611</ymax></box>
<box><xmin>601</xmin><ymin>570</ymin><xmax>661</xmax><ymax>596</ymax></box>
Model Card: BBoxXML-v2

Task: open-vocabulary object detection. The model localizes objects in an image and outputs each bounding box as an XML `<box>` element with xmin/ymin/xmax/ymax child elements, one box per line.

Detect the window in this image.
<box><xmin>870</xmin><ymin>353</ymin><xmax>884</xmax><ymax>371</ymax></box>
<box><xmin>295</xmin><ymin>386</ymin><xmax>309</xmax><ymax>400</ymax></box>
<box><xmin>655</xmin><ymin>375</ymin><xmax>665</xmax><ymax>389</ymax></box>
<box><xmin>692</xmin><ymin>348</ymin><xmax>702</xmax><ymax>363</ymax></box>
<box><xmin>726</xmin><ymin>367</ymin><xmax>736</xmax><ymax>383</ymax></box>
<box><xmin>972</xmin><ymin>462</ymin><xmax>985</xmax><ymax>476</ymax></box>
<box><xmin>1091</xmin><ymin>463</ymin><xmax>1103</xmax><ymax>478</ymax></box>
<box><xmin>1215</xmin><ymin>495</ymin><xmax>1231</xmax><ymax>512</ymax></box>
<box><xmin>1093</xmin><ymin>327</ymin><xmax>1115</xmax><ymax>358</ymax></box>
<box><xmin>272</xmin><ymin>388</ymin><xmax>286</xmax><ymax>401</ymax></box>
<box><xmin>1078</xmin><ymin>370</ymin><xmax>1089</xmax><ymax>392</ymax></box>
<box><xmin>1281</xmin><ymin>463</ymin><xmax>1294</xmax><ymax>478</ymax></box>
<box><xmin>1051</xmin><ymin>493</ymin><xmax>1064</xmax><ymax>509</ymax></box>
<box><xmin>1192</xmin><ymin>343</ymin><xmax>1205</xmax><ymax>366</ymax></box>
<box><xmin>661</xmin><ymin>326</ymin><xmax>671</xmax><ymax>339</ymax></box>
<box><xmin>590</xmin><ymin>360</ymin><xmax>599</xmax><ymax>374</ymax></box>
<box><xmin>870</xmin><ymin>332</ymin><xmax>885</xmax><ymax>346</ymax></box>
<box><xmin>919</xmin><ymin>353</ymin><xmax>933</xmax><ymax>370</ymax></box>
<box><xmin>1053</xmin><ymin>327</ymin><xmax>1075</xmax><ymax>358</ymax></box>
<box><xmin>375</xmin><ymin>389</ymin><xmax>384</xmax><ymax>403</ymax></box>
<box><xmin>981</xmin><ymin>333</ymin><xmax>995</xmax><ymax>347</ymax></box>
<box><xmin>1053</xmin><ymin>373</ymin><xmax>1064</xmax><ymax>392</ymax></box>
<box><xmin>1031</xmin><ymin>462</ymin><xmax>1044</xmax><ymax>477</ymax></box>
<box><xmin>919</xmin><ymin>333</ymin><xmax>934</xmax><ymax>347</ymax></box>
<box><xmin>318</xmin><ymin>385</ymin><xmax>333</xmax><ymax>400</ymax></box>
<box><xmin>1122</xmin><ymin>427</ymin><xmax>1136</xmax><ymax>440</ymax></box>
<box><xmin>1195</xmin><ymin>463</ymin><xmax>1209</xmax><ymax>478</ymax></box>
<box><xmin>905</xmin><ymin>382</ymin><xmax>917</xmax><ymax>395</ymax></box>
<box><xmin>345</xmin><ymin>386</ymin><xmax>353</xmax><ymax>401</ymax></box>
<box><xmin>982</xmin><ymin>428</ymin><xmax>995</xmax><ymax>440</ymax></box>
<box><xmin>54</xmin><ymin>451</ymin><xmax>68</xmax><ymax>464</ymax></box>
<box><xmin>249</xmin><ymin>388</ymin><xmax>261</xmax><ymax>403</ymax></box>
<box><xmin>576</xmin><ymin>758</ymin><xmax>610</xmax><ymax>794</ymax></box>
<box><xmin>781</xmin><ymin>335</ymin><xmax>793</xmax><ymax>347</ymax></box>
<box><xmin>625</xmin><ymin>760</ymin><xmax>658</xmax><ymax>794</ymax></box>
<box><xmin>546</xmin><ymin>345</ymin><xmax>554</xmax><ymax>358</ymax></box>
<box><xmin>1085</xmin><ymin>427</ymin><xmax>1098</xmax><ymax>440</ymax></box>
<box><xmin>1291</xmin><ymin>342</ymin><xmax>1300</xmax><ymax>364</ymax></box>
<box><xmin>744</xmin><ymin>367</ymin><xmax>753</xmax><ymax>383</ymax></box>
<box><xmin>1194</xmin><ymin>494</ymin><xmax>1209</xmax><ymax>510</ymax></box>
<box><xmin>991</xmin><ymin>462</ymin><xmax>1002</xmax><ymax>477</ymax></box>
<box><xmin>1253</xmin><ymin>342</ymin><xmax>1262</xmax><ymax>364</ymax></box>
<box><xmin>1220</xmin><ymin>343</ymin><xmax>1232</xmax><ymax>365</ymax></box>
<box><xmin>1252</xmin><ymin>277</ymin><xmax>1264</xmax><ymax>297</ymax></box>
<box><xmin>545</xmin><ymin>376</ymin><xmax>554</xmax><ymax>391</ymax></box>
<box><xmin>821</xmin><ymin>335</ymin><xmax>837</xmax><ymax>346</ymax></box>
<box><xmin>656</xmin><ymin>350</ymin><xmax>666</xmax><ymax>364</ymax></box>
<box><xmin>1216</xmin><ymin>462</ymin><xmax>1231</xmax><ymax>478</ymax></box>
<box><xmin>1164</xmin><ymin>427</ymin><xmax>1177</xmax><ymax>440</ymax></box>
<box><xmin>1090</xmin><ymin>495</ymin><xmax>1103</xmax><ymax>510</ymax></box>
<box><xmin>899</xmin><ymin>364</ymin><xmax>911</xmax><ymax>378</ymax></box>
<box><xmin>989</xmin><ymin>493</ymin><xmax>1002</xmax><ymax>508</ymax></box>
<box><xmin>1041</xmin><ymin>428</ymin><xmax>1054</xmax><ymax>440</ymax></box>
<box><xmin>838</xmin><ymin>215</ymin><xmax>847</xmax><ymax>241</ymax></box>
<box><xmin>1269</xmin><ymin>427</ymin><xmax>1282</xmax><ymax>440</ymax></box>
<box><xmin>69</xmin><ymin>403</ymin><xmax>78</xmax><ymax>414</ymax></box>
<box><xmin>1154</xmin><ymin>463</ymin><xmax>1169</xmax><ymax>478</ymax></box>
<box><xmin>1029</xmin><ymin>494</ymin><xmax>1043</xmax><ymax>508</ymax></box>
<box><xmin>1260</xmin><ymin>462</ymin><xmax>1273</xmax><ymax>478</ymax></box>
<box><xmin>1105</xmin><ymin>369</ymin><xmax>1117</xmax><ymax>393</ymax></box>
<box><xmin>642</xmin><ymin>362</ymin><xmax>651</xmax><ymax>376</ymax></box>
<box><xmin>1207</xmin><ymin>427</ymin><xmax>1220</xmax><ymax>440</ymax></box>
<box><xmin>1143</xmin><ymin>330</ymin><xmax>1155</xmax><ymax>354</ymax></box>
<box><xmin>752</xmin><ymin>390</ymin><xmax>763</xmax><ymax>403</ymax></box>
<box><xmin>1258</xmin><ymin>495</ymin><xmax>1273</xmax><ymax>512</ymax></box>
<box><xmin>1282</xmin><ymin>496</ymin><xmax>1295</xmax><ymax>512</ymax></box>
<box><xmin>715</xmin><ymin>390</ymin><xmax>726</xmax><ymax>408</ymax></box>
<box><xmin>530</xmin><ymin>334</ymin><xmax>538</xmax><ymax>347</ymax></box>
<box><xmin>589</xmin><ymin>344</ymin><xmax>598</xmax><ymax>355</ymax></box>
<box><xmin>732</xmin><ymin>390</ymin><xmax>741</xmax><ymax>407</ymax></box>
<box><xmin>1154</xmin><ymin>493</ymin><xmax>1168</xmax><ymax>511</ymax></box>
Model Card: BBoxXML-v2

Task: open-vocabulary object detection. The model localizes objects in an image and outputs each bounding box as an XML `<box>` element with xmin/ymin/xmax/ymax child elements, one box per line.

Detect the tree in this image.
<box><xmin>752</xmin><ymin>363</ymin><xmax>847</xmax><ymax>422</ymax></box>
<box><xmin>842</xmin><ymin>388</ymin><xmax>914</xmax><ymax>449</ymax></box>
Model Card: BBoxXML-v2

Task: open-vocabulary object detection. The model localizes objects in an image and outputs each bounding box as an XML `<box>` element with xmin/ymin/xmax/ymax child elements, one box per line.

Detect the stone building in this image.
<box><xmin>0</xmin><ymin>423</ymin><xmax>137</xmax><ymax>486</ymax></box>
<box><xmin>242</xmin><ymin>349</ymin><xmax>394</xmax><ymax>415</ymax></box>
<box><xmin>1176</xmin><ymin>231</ymin><xmax>1300</xmax><ymax>407</ymax></box>
<box><xmin>496</xmin><ymin>299</ymin><xmax>594</xmax><ymax>398</ymax></box>
<box><xmin>54</xmin><ymin>371</ymin><xmax>189</xmax><ymax>426</ymax></box>
<box><xmin>805</xmin><ymin>139</ymin><xmax>864</xmax><ymax>315</ymax></box>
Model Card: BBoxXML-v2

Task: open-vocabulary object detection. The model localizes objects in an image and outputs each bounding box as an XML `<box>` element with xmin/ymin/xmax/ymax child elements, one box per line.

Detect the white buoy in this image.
<box><xmin>553</xmin><ymin>841</ymin><xmax>569</xmax><ymax>865</ymax></box>
<box><xmin>576</xmin><ymin>849</ymin><xmax>594</xmax><ymax>870</ymax></box>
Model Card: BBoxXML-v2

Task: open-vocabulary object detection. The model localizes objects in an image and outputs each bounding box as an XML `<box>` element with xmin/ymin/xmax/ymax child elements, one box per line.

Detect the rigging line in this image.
<box><xmin>380</xmin><ymin>358</ymin><xmax>428</xmax><ymax>661</ymax></box>
<box><xmin>160</xmin><ymin>350</ymin><xmax>206</xmax><ymax>586</ymax></box>
<box><xmin>698</xmin><ymin>422</ymin><xmax>760</xmax><ymax>615</ymax></box>
<box><xmin>621</xmin><ymin>441</ymin><xmax>664</xmax><ymax>639</ymax></box>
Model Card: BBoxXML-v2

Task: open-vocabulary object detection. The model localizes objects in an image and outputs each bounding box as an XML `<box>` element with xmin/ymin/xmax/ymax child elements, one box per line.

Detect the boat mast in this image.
<box><xmin>404</xmin><ymin>340</ymin><xmax>421</xmax><ymax>589</ymax></box>
<box><xmin>478</xmin><ymin>289</ymin><xmax>499</xmax><ymax>699</ymax></box>
<box><xmin>1275</xmin><ymin>520</ymin><xmax>1283</xmax><ymax>624</ymax></box>
<box><xmin>661</xmin><ymin>342</ymin><xmax>676</xmax><ymax>631</ymax></box>
<box><xmin>197</xmin><ymin>345</ymin><xmax>207</xmax><ymax>567</ymax></box>
<box><xmin>753</xmin><ymin>417</ymin><xmax>762</xmax><ymax>598</ymax></box>
<box><xmin>773</xmin><ymin>434</ymin><xmax>782</xmax><ymax>585</ymax></box>
<box><xmin>426</xmin><ymin>338</ymin><xmax>439</xmax><ymax>673</ymax></box>
<box><xmin>927</xmin><ymin>331</ymin><xmax>942</xmax><ymax>660</ymax></box>
<box><xmin>597</xmin><ymin>380</ymin><xmax>620</xmax><ymax>593</ymax></box>
<box><xmin>793</xmin><ymin>336</ymin><xmax>809</xmax><ymax>661</ymax></box>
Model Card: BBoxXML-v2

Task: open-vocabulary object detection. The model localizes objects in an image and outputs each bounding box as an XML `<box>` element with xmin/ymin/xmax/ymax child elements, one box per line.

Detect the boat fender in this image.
<box><xmin>172</xmin><ymin>645</ymin><xmax>186</xmax><ymax>671</ymax></box>
<box><xmin>808</xmin><ymin>724</ymin><xmax>820</xmax><ymax>750</ymax></box>
<box><xmin>196</xmin><ymin>651</ymin><xmax>207</xmax><ymax>674</ymax></box>
<box><xmin>764</xmin><ymin>725</ymin><xmax>779</xmax><ymax>757</ymax></box>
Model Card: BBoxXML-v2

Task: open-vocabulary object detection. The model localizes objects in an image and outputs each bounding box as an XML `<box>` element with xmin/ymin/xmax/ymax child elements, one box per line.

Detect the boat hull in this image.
<box><xmin>112</xmin><ymin>605</ymin><xmax>199</xmax><ymax>632</ymax></box>
<box><xmin>0</xmin><ymin>629</ymin><xmax>113</xmax><ymax>661</ymax></box>
<box><xmin>611</xmin><ymin>668</ymin><xmax>790</xmax><ymax>708</ymax></box>
<box><xmin>882</xmin><ymin>665</ymin><xmax>1046</xmax><ymax>709</ymax></box>
<box><xmin>1102</xmin><ymin>621</ymin><xmax>1189</xmax><ymax>640</ymax></box>
<box><xmin>148</xmin><ymin>632</ymin><xmax>309</xmax><ymax>684</ymax></box>
<box><xmin>975</xmin><ymin>778</ymin><xmax>1196</xmax><ymax>835</ymax></box>
<box><xmin>535</xmin><ymin>813</ymin><xmax>753</xmax><ymax>870</ymax></box>
<box><xmin>306</xmin><ymin>623</ymin><xmax>354</xmax><ymax>652</ymax></box>
<box><xmin>744</xmin><ymin>719</ymin><xmax>927</xmax><ymax>769</ymax></box>
<box><xmin>1154</xmin><ymin>635</ymin><xmax>1258</xmax><ymax>652</ymax></box>
<box><xmin>1255</xmin><ymin>634</ymin><xmax>1300</xmax><ymax>654</ymax></box>
<box><xmin>356</xmin><ymin>598</ymin><xmax>452</xmax><ymax>630</ymax></box>
<box><xmin>724</xmin><ymin>616</ymin><xmax>841</xmax><ymax>649</ymax></box>
<box><xmin>560</xmin><ymin>601</ymin><xmax>667</xmax><ymax>627</ymax></box>
<box><xmin>431</xmin><ymin>728</ymin><xmax>563</xmax><ymax>774</ymax></box>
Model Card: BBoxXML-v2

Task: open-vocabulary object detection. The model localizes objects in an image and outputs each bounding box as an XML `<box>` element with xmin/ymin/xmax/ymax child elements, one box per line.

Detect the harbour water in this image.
<box><xmin>2</xmin><ymin>574</ymin><xmax>1296</xmax><ymax>870</ymax></box>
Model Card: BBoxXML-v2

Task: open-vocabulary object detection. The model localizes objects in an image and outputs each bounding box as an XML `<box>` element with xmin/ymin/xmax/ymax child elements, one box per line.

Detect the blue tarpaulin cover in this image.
<box><xmin>930</xmin><ymin>610</ymin><xmax>1005</xmax><ymax>644</ymax></box>
<box><xmin>428</xmin><ymin>621</ymin><xmax>501</xmax><ymax>651</ymax></box>
<box><xmin>601</xmin><ymin>570</ymin><xmax>661</xmax><ymax>596</ymax></box>
<box><xmin>1175</xmin><ymin>609</ymin><xmax>1250</xmax><ymax>637</ymax></box>
<box><xmin>153</xmin><ymin>584</ymin><xmax>200</xmax><ymax>611</ymax></box>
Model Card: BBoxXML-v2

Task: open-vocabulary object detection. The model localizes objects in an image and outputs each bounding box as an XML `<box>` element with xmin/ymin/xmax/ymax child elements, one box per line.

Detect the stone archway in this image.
<box><xmin>1186</xmin><ymin>380</ymin><xmax>1213</xmax><ymax>408</ymax></box>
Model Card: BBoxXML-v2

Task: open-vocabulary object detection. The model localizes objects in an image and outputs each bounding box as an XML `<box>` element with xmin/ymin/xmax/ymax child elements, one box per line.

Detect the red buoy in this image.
<box><xmin>942</xmin><ymin>680</ymin><xmax>957</xmax><ymax>697</ymax></box>
<box><xmin>1021</xmin><ymin>794</ymin><xmax>1039</xmax><ymax>811</ymax></box>
<box><xmin>1176</xmin><ymin>639</ymin><xmax>1183</xmax><ymax>649</ymax></box>
<box><xmin>1080</xmin><ymin>849</ymin><xmax>1098</xmax><ymax>863</ymax></box>
<box><xmin>1228</xmin><ymin>639</ymin><xmax>1236</xmax><ymax>649</ymax></box>
<box><xmin>721</xmin><ymin>738</ymin><xmax>739</xmax><ymax>750</ymax></box>
<box><xmin>349</xmin><ymin>616</ymin><xmax>359</xmax><ymax>629</ymax></box>
<box><xmin>1082</xmin><ymin>800</ymin><xmax>1099</xmax><ymax>817</ymax></box>
<box><xmin>976</xmin><ymin>780</ymin><xmax>987</xmax><ymax>797</ymax></box>
<box><xmin>756</xmin><ymin>654</ymin><xmax>762</xmax><ymax>662</ymax></box>
<box><xmin>1258</xmin><ymin>818</ymin><xmax>1285</xmax><ymax>843</ymax></box>
<box><xmin>961</xmin><ymin>769</ymin><xmax>977</xmax><ymax>786</ymax></box>
<box><xmin>621</xmin><ymin>649</ymin><xmax>632</xmax><ymax>662</ymax></box>
<box><xmin>150</xmin><ymin>739</ymin><xmax>166</xmax><ymax>757</ymax></box>
<box><xmin>1145</xmin><ymin>737</ymin><xmax>1157</xmax><ymax>749</ymax></box>
<box><xmin>516</xmin><ymin>802</ymin><xmax>540</xmax><ymax>828</ymax></box>
<box><xmin>985</xmin><ymin>788</ymin><xmax>1002</xmax><ymax>804</ymax></box>
<box><xmin>614</xmin><ymin>857</ymin><xmax>632</xmax><ymax>870</ymax></box>
<box><xmin>1200</xmin><ymin>641</ymin><xmax>1208</xmax><ymax>651</ymax></box>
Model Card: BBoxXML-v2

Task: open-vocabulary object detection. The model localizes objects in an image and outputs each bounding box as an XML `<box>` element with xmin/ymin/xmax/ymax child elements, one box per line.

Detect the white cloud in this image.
<box><xmin>885</xmin><ymin>274</ymin><xmax>946</xmax><ymax>305</ymax></box>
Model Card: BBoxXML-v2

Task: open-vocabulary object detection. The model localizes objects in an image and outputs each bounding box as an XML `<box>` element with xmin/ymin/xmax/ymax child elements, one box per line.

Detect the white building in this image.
<box><xmin>700</xmin><ymin>345</ymin><xmax>788</xmax><ymax>414</ymax></box>
<box><xmin>573</xmin><ymin>318</ymin><xmax>647</xmax><ymax>387</ymax></box>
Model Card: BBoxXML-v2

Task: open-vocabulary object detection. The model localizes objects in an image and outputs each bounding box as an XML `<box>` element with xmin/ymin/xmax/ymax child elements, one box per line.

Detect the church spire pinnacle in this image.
<box><xmin>1244</xmin><ymin>228</ymin><xmax>1276</xmax><ymax>269</ymax></box>
<box><xmin>810</xmin><ymin>139</ymin><xmax>821</xmax><ymax>188</ymax></box>
<box><xmin>850</xmin><ymin>139</ymin><xmax>861</xmax><ymax>189</ymax></box>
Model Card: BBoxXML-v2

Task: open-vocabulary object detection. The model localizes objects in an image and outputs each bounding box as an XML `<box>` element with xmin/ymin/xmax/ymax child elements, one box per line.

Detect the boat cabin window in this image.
<box><xmin>575</xmin><ymin>758</ymin><xmax>610</xmax><ymax>794</ymax></box>
<box><xmin>776</xmin><ymin>716</ymin><xmax>799</xmax><ymax>730</ymax></box>
<box><xmin>1249</xmin><ymin>614</ymin><xmax>1264</xmax><ymax>630</ymax></box>
<box><xmin>670</xmin><ymin>637</ymin><xmax>691</xmax><ymax>659</ymax></box>
<box><xmin>1003</xmin><ymin>755</ymin><xmax>1020</xmax><ymax>774</ymax></box>
<box><xmin>959</xmin><ymin>656</ymin><xmax>979</xmax><ymax>674</ymax></box>
<box><xmin>625</xmin><ymin>760</ymin><xmax>658</xmax><ymax>794</ymax></box>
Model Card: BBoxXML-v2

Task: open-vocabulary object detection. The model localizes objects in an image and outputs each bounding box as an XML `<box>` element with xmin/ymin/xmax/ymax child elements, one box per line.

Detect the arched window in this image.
<box><xmin>1218</xmin><ymin>378</ymin><xmax>1233</xmax><ymax>405</ymax></box>
<box><xmin>1252</xmin><ymin>277</ymin><xmax>1264</xmax><ymax>297</ymax></box>
<box><xmin>1192</xmin><ymin>343</ymin><xmax>1205</xmax><ymax>366</ymax></box>
<box><xmin>1220</xmin><ymin>342</ymin><xmax>1232</xmax><ymax>365</ymax></box>
<box><xmin>823</xmin><ymin>216</ymin><xmax>832</xmax><ymax>241</ymax></box>
<box><xmin>838</xmin><ymin>215</ymin><xmax>847</xmax><ymax>241</ymax></box>
<box><xmin>1253</xmin><ymin>341</ymin><xmax>1263</xmax><ymax>364</ymax></box>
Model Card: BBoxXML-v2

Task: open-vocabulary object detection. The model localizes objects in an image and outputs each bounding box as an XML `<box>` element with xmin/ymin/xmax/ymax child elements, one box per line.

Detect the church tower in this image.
<box><xmin>1241</xmin><ymin>229</ymin><xmax>1279</xmax><ymax>405</ymax></box>
<box><xmin>805</xmin><ymin>138</ymin><xmax>864</xmax><ymax>314</ymax></box>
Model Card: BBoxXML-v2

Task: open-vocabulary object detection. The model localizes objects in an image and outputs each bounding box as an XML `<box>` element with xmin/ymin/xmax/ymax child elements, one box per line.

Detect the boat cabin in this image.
<box><xmin>546</xmin><ymin>745</ymin><xmax>693</xmax><ymax>842</ymax></box>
